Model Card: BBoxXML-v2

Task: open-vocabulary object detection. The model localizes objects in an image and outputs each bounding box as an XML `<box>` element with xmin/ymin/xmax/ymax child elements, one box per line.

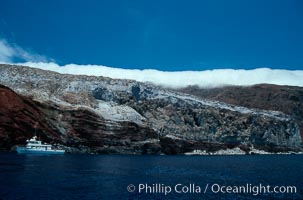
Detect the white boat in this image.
<box><xmin>16</xmin><ymin>136</ymin><xmax>65</xmax><ymax>154</ymax></box>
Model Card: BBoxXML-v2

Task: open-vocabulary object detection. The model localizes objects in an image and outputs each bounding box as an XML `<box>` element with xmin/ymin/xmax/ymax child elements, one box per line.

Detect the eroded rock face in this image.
<box><xmin>177</xmin><ymin>84</ymin><xmax>303</xmax><ymax>142</ymax></box>
<box><xmin>0</xmin><ymin>85</ymin><xmax>159</xmax><ymax>153</ymax></box>
<box><xmin>0</xmin><ymin>64</ymin><xmax>302</xmax><ymax>154</ymax></box>
<box><xmin>0</xmin><ymin>85</ymin><xmax>61</xmax><ymax>150</ymax></box>
<box><xmin>131</xmin><ymin>98</ymin><xmax>301</xmax><ymax>150</ymax></box>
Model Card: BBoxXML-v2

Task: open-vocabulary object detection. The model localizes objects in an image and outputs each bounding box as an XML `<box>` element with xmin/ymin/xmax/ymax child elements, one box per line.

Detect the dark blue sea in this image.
<box><xmin>0</xmin><ymin>153</ymin><xmax>302</xmax><ymax>200</ymax></box>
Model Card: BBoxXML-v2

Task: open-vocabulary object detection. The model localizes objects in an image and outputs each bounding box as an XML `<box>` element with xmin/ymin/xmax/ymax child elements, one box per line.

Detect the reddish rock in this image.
<box><xmin>0</xmin><ymin>85</ymin><xmax>159</xmax><ymax>153</ymax></box>
<box><xmin>0</xmin><ymin>85</ymin><xmax>61</xmax><ymax>150</ymax></box>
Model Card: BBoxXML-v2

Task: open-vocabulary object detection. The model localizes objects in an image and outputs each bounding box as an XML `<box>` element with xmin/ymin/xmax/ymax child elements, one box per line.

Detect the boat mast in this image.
<box><xmin>34</xmin><ymin>122</ymin><xmax>38</xmax><ymax>137</ymax></box>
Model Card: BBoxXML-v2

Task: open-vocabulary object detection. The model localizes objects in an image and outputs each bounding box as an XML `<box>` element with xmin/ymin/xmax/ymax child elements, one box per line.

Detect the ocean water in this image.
<box><xmin>0</xmin><ymin>153</ymin><xmax>302</xmax><ymax>200</ymax></box>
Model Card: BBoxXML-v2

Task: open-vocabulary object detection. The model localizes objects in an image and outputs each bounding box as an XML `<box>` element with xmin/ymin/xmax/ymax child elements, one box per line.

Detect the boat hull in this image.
<box><xmin>16</xmin><ymin>147</ymin><xmax>65</xmax><ymax>154</ymax></box>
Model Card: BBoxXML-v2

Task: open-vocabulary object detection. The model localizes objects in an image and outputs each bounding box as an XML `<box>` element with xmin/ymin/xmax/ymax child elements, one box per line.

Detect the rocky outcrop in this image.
<box><xmin>177</xmin><ymin>84</ymin><xmax>303</xmax><ymax>142</ymax></box>
<box><xmin>0</xmin><ymin>85</ymin><xmax>60</xmax><ymax>150</ymax></box>
<box><xmin>0</xmin><ymin>85</ymin><xmax>159</xmax><ymax>154</ymax></box>
<box><xmin>0</xmin><ymin>64</ymin><xmax>302</xmax><ymax>154</ymax></box>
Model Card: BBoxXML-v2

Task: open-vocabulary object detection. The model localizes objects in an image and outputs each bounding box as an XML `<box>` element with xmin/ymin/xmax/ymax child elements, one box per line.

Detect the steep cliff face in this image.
<box><xmin>0</xmin><ymin>85</ymin><xmax>159</xmax><ymax>153</ymax></box>
<box><xmin>0</xmin><ymin>85</ymin><xmax>60</xmax><ymax>150</ymax></box>
<box><xmin>0</xmin><ymin>64</ymin><xmax>302</xmax><ymax>154</ymax></box>
<box><xmin>177</xmin><ymin>84</ymin><xmax>303</xmax><ymax>142</ymax></box>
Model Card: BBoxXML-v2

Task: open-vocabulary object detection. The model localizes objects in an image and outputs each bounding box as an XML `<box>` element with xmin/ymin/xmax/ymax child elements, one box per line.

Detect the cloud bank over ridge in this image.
<box><xmin>1</xmin><ymin>38</ymin><xmax>302</xmax><ymax>88</ymax></box>
<box><xmin>17</xmin><ymin>62</ymin><xmax>303</xmax><ymax>88</ymax></box>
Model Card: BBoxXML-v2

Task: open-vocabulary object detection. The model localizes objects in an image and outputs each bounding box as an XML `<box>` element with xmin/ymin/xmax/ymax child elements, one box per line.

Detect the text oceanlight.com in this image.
<box><xmin>127</xmin><ymin>183</ymin><xmax>297</xmax><ymax>196</ymax></box>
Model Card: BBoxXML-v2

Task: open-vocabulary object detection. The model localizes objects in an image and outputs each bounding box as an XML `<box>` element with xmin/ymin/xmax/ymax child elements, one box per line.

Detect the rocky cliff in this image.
<box><xmin>0</xmin><ymin>64</ymin><xmax>302</xmax><ymax>154</ymax></box>
<box><xmin>177</xmin><ymin>84</ymin><xmax>303</xmax><ymax>142</ymax></box>
<box><xmin>0</xmin><ymin>85</ymin><xmax>159</xmax><ymax>154</ymax></box>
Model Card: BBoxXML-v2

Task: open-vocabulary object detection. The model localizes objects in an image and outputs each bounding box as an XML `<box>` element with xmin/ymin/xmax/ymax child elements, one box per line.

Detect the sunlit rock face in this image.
<box><xmin>0</xmin><ymin>64</ymin><xmax>302</xmax><ymax>154</ymax></box>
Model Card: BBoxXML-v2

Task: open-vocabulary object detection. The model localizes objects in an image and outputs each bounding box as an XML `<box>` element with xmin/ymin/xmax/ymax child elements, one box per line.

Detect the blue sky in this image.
<box><xmin>0</xmin><ymin>0</ymin><xmax>303</xmax><ymax>71</ymax></box>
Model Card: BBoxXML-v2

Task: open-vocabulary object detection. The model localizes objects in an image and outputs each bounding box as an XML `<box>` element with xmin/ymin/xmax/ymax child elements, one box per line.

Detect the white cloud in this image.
<box><xmin>1</xmin><ymin>38</ymin><xmax>302</xmax><ymax>88</ymax></box>
<box><xmin>0</xmin><ymin>39</ymin><xmax>14</xmax><ymax>63</ymax></box>
<box><xmin>19</xmin><ymin>62</ymin><xmax>303</xmax><ymax>88</ymax></box>
<box><xmin>0</xmin><ymin>38</ymin><xmax>49</xmax><ymax>63</ymax></box>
